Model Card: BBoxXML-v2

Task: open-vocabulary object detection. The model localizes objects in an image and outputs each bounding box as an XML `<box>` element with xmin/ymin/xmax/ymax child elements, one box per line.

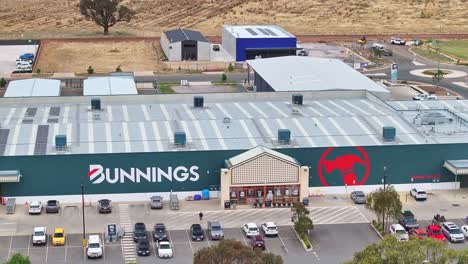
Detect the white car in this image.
<box><xmin>242</xmin><ymin>223</ymin><xmax>260</xmax><ymax>237</ymax></box>
<box><xmin>16</xmin><ymin>64</ymin><xmax>32</xmax><ymax>70</ymax></box>
<box><xmin>16</xmin><ymin>60</ymin><xmax>32</xmax><ymax>66</ymax></box>
<box><xmin>413</xmin><ymin>93</ymin><xmax>437</xmax><ymax>100</ymax></box>
<box><xmin>86</xmin><ymin>235</ymin><xmax>103</xmax><ymax>258</ymax></box>
<box><xmin>460</xmin><ymin>225</ymin><xmax>468</xmax><ymax>239</ymax></box>
<box><xmin>391</xmin><ymin>37</ymin><xmax>406</xmax><ymax>45</ymax></box>
<box><xmin>261</xmin><ymin>222</ymin><xmax>278</xmax><ymax>237</ymax></box>
<box><xmin>441</xmin><ymin>222</ymin><xmax>465</xmax><ymax>243</ymax></box>
<box><xmin>410</xmin><ymin>188</ymin><xmax>427</xmax><ymax>201</ymax></box>
<box><xmin>29</xmin><ymin>201</ymin><xmax>43</xmax><ymax>215</ymax></box>
<box><xmin>32</xmin><ymin>227</ymin><xmax>47</xmax><ymax>245</ymax></box>
<box><xmin>157</xmin><ymin>240</ymin><xmax>173</xmax><ymax>258</ymax></box>
<box><xmin>389</xmin><ymin>224</ymin><xmax>409</xmax><ymax>241</ymax></box>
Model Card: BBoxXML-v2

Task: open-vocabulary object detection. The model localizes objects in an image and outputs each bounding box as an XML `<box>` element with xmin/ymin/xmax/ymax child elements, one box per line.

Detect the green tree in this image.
<box><xmin>80</xmin><ymin>0</ymin><xmax>135</xmax><ymax>35</ymax></box>
<box><xmin>194</xmin><ymin>239</ymin><xmax>283</xmax><ymax>264</ymax></box>
<box><xmin>221</xmin><ymin>73</ymin><xmax>227</xmax><ymax>82</ymax></box>
<box><xmin>0</xmin><ymin>78</ymin><xmax>6</xmax><ymax>88</ymax></box>
<box><xmin>432</xmin><ymin>69</ymin><xmax>446</xmax><ymax>88</ymax></box>
<box><xmin>372</xmin><ymin>47</ymin><xmax>384</xmax><ymax>58</ymax></box>
<box><xmin>5</xmin><ymin>253</ymin><xmax>31</xmax><ymax>264</ymax></box>
<box><xmin>228</xmin><ymin>63</ymin><xmax>234</xmax><ymax>72</ymax></box>
<box><xmin>115</xmin><ymin>65</ymin><xmax>122</xmax><ymax>72</ymax></box>
<box><xmin>345</xmin><ymin>235</ymin><xmax>465</xmax><ymax>264</ymax></box>
<box><xmin>87</xmin><ymin>66</ymin><xmax>94</xmax><ymax>74</ymax></box>
<box><xmin>366</xmin><ymin>185</ymin><xmax>402</xmax><ymax>230</ymax></box>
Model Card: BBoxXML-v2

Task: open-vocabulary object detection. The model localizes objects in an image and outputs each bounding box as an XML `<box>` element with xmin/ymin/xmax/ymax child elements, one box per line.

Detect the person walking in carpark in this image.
<box><xmin>199</xmin><ymin>211</ymin><xmax>204</xmax><ymax>221</ymax></box>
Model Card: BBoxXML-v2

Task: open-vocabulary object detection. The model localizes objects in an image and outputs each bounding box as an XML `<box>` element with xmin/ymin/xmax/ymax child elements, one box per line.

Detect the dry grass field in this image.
<box><xmin>35</xmin><ymin>40</ymin><xmax>165</xmax><ymax>73</ymax></box>
<box><xmin>1</xmin><ymin>0</ymin><xmax>468</xmax><ymax>38</ymax></box>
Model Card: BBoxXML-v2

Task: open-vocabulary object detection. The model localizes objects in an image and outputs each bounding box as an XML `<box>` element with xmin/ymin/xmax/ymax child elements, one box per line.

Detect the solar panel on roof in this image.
<box><xmin>257</xmin><ymin>28</ymin><xmax>270</xmax><ymax>35</ymax></box>
<box><xmin>264</xmin><ymin>28</ymin><xmax>277</xmax><ymax>36</ymax></box>
<box><xmin>245</xmin><ymin>28</ymin><xmax>258</xmax><ymax>36</ymax></box>
<box><xmin>49</xmin><ymin>107</ymin><xmax>60</xmax><ymax>117</ymax></box>
<box><xmin>34</xmin><ymin>125</ymin><xmax>49</xmax><ymax>155</ymax></box>
<box><xmin>26</xmin><ymin>108</ymin><xmax>37</xmax><ymax>117</ymax></box>
<box><xmin>0</xmin><ymin>129</ymin><xmax>10</xmax><ymax>156</ymax></box>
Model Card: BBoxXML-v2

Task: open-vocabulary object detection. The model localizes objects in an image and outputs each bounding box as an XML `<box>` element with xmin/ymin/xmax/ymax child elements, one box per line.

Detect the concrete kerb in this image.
<box><xmin>369</xmin><ymin>222</ymin><xmax>384</xmax><ymax>240</ymax></box>
<box><xmin>292</xmin><ymin>227</ymin><xmax>313</xmax><ymax>252</ymax></box>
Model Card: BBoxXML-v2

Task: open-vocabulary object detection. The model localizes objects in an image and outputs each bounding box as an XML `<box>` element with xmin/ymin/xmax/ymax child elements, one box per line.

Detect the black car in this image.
<box><xmin>153</xmin><ymin>223</ymin><xmax>168</xmax><ymax>241</ymax></box>
<box><xmin>137</xmin><ymin>238</ymin><xmax>150</xmax><ymax>256</ymax></box>
<box><xmin>97</xmin><ymin>199</ymin><xmax>112</xmax><ymax>214</ymax></box>
<box><xmin>46</xmin><ymin>200</ymin><xmax>60</xmax><ymax>213</ymax></box>
<box><xmin>398</xmin><ymin>210</ymin><xmax>419</xmax><ymax>230</ymax></box>
<box><xmin>133</xmin><ymin>223</ymin><xmax>148</xmax><ymax>242</ymax></box>
<box><xmin>190</xmin><ymin>224</ymin><xmax>205</xmax><ymax>241</ymax></box>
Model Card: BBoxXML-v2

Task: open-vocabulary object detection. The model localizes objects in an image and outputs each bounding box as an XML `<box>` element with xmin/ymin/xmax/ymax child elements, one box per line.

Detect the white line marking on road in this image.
<box><xmin>27</xmin><ymin>235</ymin><xmax>31</xmax><ymax>256</ymax></box>
<box><xmin>45</xmin><ymin>236</ymin><xmax>49</xmax><ymax>263</ymax></box>
<box><xmin>185</xmin><ymin>230</ymin><xmax>194</xmax><ymax>254</ymax></box>
<box><xmin>325</xmin><ymin>207</ymin><xmax>359</xmax><ymax>224</ymax></box>
<box><xmin>64</xmin><ymin>237</ymin><xmax>68</xmax><ymax>262</ymax></box>
<box><xmin>277</xmin><ymin>233</ymin><xmax>289</xmax><ymax>253</ymax></box>
<box><xmin>8</xmin><ymin>235</ymin><xmax>12</xmax><ymax>259</ymax></box>
<box><xmin>239</xmin><ymin>229</ymin><xmax>249</xmax><ymax>246</ymax></box>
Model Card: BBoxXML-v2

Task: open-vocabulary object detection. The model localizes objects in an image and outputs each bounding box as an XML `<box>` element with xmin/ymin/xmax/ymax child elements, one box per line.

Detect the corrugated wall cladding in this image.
<box><xmin>235</xmin><ymin>37</ymin><xmax>297</xmax><ymax>61</ymax></box>
<box><xmin>0</xmin><ymin>143</ymin><xmax>466</xmax><ymax>196</ymax></box>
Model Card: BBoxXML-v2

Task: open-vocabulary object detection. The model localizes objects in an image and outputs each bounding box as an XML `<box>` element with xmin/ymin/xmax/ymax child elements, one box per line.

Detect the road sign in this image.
<box><xmin>391</xmin><ymin>63</ymin><xmax>398</xmax><ymax>83</ymax></box>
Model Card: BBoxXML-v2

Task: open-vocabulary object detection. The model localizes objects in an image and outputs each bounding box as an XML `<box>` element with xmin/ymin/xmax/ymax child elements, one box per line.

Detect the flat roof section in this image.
<box><xmin>223</xmin><ymin>25</ymin><xmax>295</xmax><ymax>39</ymax></box>
<box><xmin>164</xmin><ymin>28</ymin><xmax>208</xmax><ymax>43</ymax></box>
<box><xmin>0</xmin><ymin>91</ymin><xmax>443</xmax><ymax>157</ymax></box>
<box><xmin>4</xmin><ymin>79</ymin><xmax>60</xmax><ymax>97</ymax></box>
<box><xmin>83</xmin><ymin>77</ymin><xmax>137</xmax><ymax>96</ymax></box>
<box><xmin>247</xmin><ymin>56</ymin><xmax>390</xmax><ymax>94</ymax></box>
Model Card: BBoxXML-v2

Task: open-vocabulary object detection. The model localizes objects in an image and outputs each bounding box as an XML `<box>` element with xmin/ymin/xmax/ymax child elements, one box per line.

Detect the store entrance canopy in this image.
<box><xmin>444</xmin><ymin>160</ymin><xmax>468</xmax><ymax>175</ymax></box>
<box><xmin>0</xmin><ymin>170</ymin><xmax>21</xmax><ymax>183</ymax></box>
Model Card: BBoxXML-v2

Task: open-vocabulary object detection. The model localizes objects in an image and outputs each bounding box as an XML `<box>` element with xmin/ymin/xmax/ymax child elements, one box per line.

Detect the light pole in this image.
<box><xmin>382</xmin><ymin>166</ymin><xmax>388</xmax><ymax>230</ymax></box>
<box><xmin>81</xmin><ymin>184</ymin><xmax>86</xmax><ymax>247</ymax></box>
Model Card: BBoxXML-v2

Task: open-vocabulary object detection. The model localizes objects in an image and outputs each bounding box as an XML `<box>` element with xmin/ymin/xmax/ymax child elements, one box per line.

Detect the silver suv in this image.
<box><xmin>207</xmin><ymin>221</ymin><xmax>224</xmax><ymax>240</ymax></box>
<box><xmin>441</xmin><ymin>222</ymin><xmax>465</xmax><ymax>243</ymax></box>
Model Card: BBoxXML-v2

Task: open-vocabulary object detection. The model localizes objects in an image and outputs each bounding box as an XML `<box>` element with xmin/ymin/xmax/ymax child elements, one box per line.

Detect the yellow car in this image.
<box><xmin>52</xmin><ymin>228</ymin><xmax>66</xmax><ymax>246</ymax></box>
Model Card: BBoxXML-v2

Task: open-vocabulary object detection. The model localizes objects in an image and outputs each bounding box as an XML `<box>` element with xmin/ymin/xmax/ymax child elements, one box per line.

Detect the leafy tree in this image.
<box><xmin>0</xmin><ymin>78</ymin><xmax>6</xmax><ymax>88</ymax></box>
<box><xmin>432</xmin><ymin>69</ymin><xmax>446</xmax><ymax>88</ymax></box>
<box><xmin>366</xmin><ymin>185</ymin><xmax>401</xmax><ymax>230</ymax></box>
<box><xmin>80</xmin><ymin>0</ymin><xmax>135</xmax><ymax>35</ymax></box>
<box><xmin>115</xmin><ymin>65</ymin><xmax>122</xmax><ymax>72</ymax></box>
<box><xmin>372</xmin><ymin>47</ymin><xmax>384</xmax><ymax>58</ymax></box>
<box><xmin>5</xmin><ymin>253</ymin><xmax>31</xmax><ymax>264</ymax></box>
<box><xmin>345</xmin><ymin>235</ymin><xmax>467</xmax><ymax>264</ymax></box>
<box><xmin>221</xmin><ymin>73</ymin><xmax>227</xmax><ymax>82</ymax></box>
<box><xmin>87</xmin><ymin>66</ymin><xmax>94</xmax><ymax>74</ymax></box>
<box><xmin>291</xmin><ymin>202</ymin><xmax>313</xmax><ymax>235</ymax></box>
<box><xmin>193</xmin><ymin>239</ymin><xmax>283</xmax><ymax>264</ymax></box>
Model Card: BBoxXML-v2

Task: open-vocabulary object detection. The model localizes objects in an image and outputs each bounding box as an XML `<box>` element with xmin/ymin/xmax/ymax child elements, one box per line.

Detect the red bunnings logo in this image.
<box><xmin>318</xmin><ymin>147</ymin><xmax>370</xmax><ymax>186</ymax></box>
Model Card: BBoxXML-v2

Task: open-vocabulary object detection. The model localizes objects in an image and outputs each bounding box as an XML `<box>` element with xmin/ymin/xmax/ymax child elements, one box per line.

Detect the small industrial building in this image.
<box><xmin>83</xmin><ymin>76</ymin><xmax>138</xmax><ymax>96</ymax></box>
<box><xmin>247</xmin><ymin>56</ymin><xmax>390</xmax><ymax>97</ymax></box>
<box><xmin>222</xmin><ymin>25</ymin><xmax>297</xmax><ymax>61</ymax></box>
<box><xmin>160</xmin><ymin>28</ymin><xmax>210</xmax><ymax>61</ymax></box>
<box><xmin>4</xmin><ymin>78</ymin><xmax>60</xmax><ymax>97</ymax></box>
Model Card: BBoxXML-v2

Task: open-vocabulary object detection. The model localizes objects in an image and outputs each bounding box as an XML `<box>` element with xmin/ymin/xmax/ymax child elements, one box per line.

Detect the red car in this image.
<box><xmin>409</xmin><ymin>228</ymin><xmax>427</xmax><ymax>240</ymax></box>
<box><xmin>426</xmin><ymin>225</ymin><xmax>446</xmax><ymax>241</ymax></box>
<box><xmin>250</xmin><ymin>235</ymin><xmax>265</xmax><ymax>250</ymax></box>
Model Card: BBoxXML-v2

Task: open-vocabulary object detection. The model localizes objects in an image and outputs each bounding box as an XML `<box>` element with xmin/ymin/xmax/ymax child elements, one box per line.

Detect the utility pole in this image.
<box><xmin>81</xmin><ymin>184</ymin><xmax>87</xmax><ymax>247</ymax></box>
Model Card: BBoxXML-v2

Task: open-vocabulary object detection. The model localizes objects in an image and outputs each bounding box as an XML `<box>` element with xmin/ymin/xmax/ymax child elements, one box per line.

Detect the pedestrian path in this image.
<box><xmin>0</xmin><ymin>220</ymin><xmax>16</xmax><ymax>236</ymax></box>
<box><xmin>153</xmin><ymin>206</ymin><xmax>369</xmax><ymax>230</ymax></box>
<box><xmin>119</xmin><ymin>204</ymin><xmax>136</xmax><ymax>264</ymax></box>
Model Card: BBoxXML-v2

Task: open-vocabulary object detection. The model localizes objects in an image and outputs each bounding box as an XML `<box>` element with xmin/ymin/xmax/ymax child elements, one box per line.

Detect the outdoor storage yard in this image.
<box><xmin>35</xmin><ymin>40</ymin><xmax>165</xmax><ymax>74</ymax></box>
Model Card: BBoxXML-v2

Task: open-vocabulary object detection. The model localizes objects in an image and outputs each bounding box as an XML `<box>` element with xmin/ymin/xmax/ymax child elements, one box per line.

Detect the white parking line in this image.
<box><xmin>64</xmin><ymin>238</ymin><xmax>68</xmax><ymax>262</ymax></box>
<box><xmin>7</xmin><ymin>235</ymin><xmax>12</xmax><ymax>259</ymax></box>
<box><xmin>152</xmin><ymin>236</ymin><xmax>157</xmax><ymax>260</ymax></box>
<box><xmin>45</xmin><ymin>236</ymin><xmax>49</xmax><ymax>262</ymax></box>
<box><xmin>27</xmin><ymin>235</ymin><xmax>31</xmax><ymax>256</ymax></box>
<box><xmin>206</xmin><ymin>236</ymin><xmax>211</xmax><ymax>247</ymax></box>
<box><xmin>185</xmin><ymin>230</ymin><xmax>194</xmax><ymax>254</ymax></box>
<box><xmin>277</xmin><ymin>233</ymin><xmax>289</xmax><ymax>253</ymax></box>
<box><xmin>239</xmin><ymin>229</ymin><xmax>249</xmax><ymax>245</ymax></box>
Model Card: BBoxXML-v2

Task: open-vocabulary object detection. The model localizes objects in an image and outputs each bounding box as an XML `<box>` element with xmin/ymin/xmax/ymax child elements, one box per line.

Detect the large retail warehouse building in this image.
<box><xmin>0</xmin><ymin>91</ymin><xmax>468</xmax><ymax>207</ymax></box>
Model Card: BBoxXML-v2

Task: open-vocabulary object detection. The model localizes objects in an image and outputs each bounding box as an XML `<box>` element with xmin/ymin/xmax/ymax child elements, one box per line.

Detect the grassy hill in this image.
<box><xmin>1</xmin><ymin>0</ymin><xmax>468</xmax><ymax>38</ymax></box>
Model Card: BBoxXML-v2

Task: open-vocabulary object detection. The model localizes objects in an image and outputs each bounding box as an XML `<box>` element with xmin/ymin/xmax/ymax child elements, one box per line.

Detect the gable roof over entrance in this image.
<box><xmin>225</xmin><ymin>146</ymin><xmax>299</xmax><ymax>168</ymax></box>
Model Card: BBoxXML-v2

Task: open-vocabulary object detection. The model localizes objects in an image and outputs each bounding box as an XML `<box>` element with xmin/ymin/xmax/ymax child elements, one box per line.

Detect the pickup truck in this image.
<box><xmin>32</xmin><ymin>227</ymin><xmax>47</xmax><ymax>245</ymax></box>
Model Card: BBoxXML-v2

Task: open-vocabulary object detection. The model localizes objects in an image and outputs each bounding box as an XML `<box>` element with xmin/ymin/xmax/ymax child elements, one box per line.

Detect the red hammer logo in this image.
<box><xmin>318</xmin><ymin>147</ymin><xmax>370</xmax><ymax>186</ymax></box>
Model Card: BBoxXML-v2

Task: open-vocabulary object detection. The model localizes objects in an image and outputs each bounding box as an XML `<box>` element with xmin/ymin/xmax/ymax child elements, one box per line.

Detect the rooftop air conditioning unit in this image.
<box><xmin>278</xmin><ymin>129</ymin><xmax>291</xmax><ymax>144</ymax></box>
<box><xmin>91</xmin><ymin>98</ymin><xmax>101</xmax><ymax>110</ymax></box>
<box><xmin>382</xmin><ymin>126</ymin><xmax>396</xmax><ymax>142</ymax></box>
<box><xmin>174</xmin><ymin>131</ymin><xmax>186</xmax><ymax>146</ymax></box>
<box><xmin>55</xmin><ymin>135</ymin><xmax>67</xmax><ymax>150</ymax></box>
<box><xmin>292</xmin><ymin>94</ymin><xmax>303</xmax><ymax>105</ymax></box>
<box><xmin>194</xmin><ymin>96</ymin><xmax>204</xmax><ymax>108</ymax></box>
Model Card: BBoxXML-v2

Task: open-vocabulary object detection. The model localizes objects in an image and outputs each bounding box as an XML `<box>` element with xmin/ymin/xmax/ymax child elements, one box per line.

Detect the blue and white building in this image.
<box><xmin>222</xmin><ymin>25</ymin><xmax>297</xmax><ymax>61</ymax></box>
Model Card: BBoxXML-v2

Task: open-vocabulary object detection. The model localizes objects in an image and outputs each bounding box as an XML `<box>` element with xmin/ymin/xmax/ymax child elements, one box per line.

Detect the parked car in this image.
<box><xmin>207</xmin><ymin>221</ymin><xmax>224</xmax><ymax>240</ymax></box>
<box><xmin>441</xmin><ymin>222</ymin><xmax>465</xmax><ymax>243</ymax></box>
<box><xmin>157</xmin><ymin>240</ymin><xmax>173</xmax><ymax>258</ymax></box>
<box><xmin>426</xmin><ymin>224</ymin><xmax>446</xmax><ymax>241</ymax></box>
<box><xmin>190</xmin><ymin>224</ymin><xmax>205</xmax><ymax>241</ymax></box>
<box><xmin>133</xmin><ymin>223</ymin><xmax>148</xmax><ymax>242</ymax></box>
<box><xmin>17</xmin><ymin>64</ymin><xmax>32</xmax><ymax>70</ymax></box>
<box><xmin>86</xmin><ymin>235</ymin><xmax>103</xmax><ymax>258</ymax></box>
<box><xmin>16</xmin><ymin>60</ymin><xmax>32</xmax><ymax>66</ymax></box>
<box><xmin>20</xmin><ymin>53</ymin><xmax>35</xmax><ymax>60</ymax></box>
<box><xmin>153</xmin><ymin>223</ymin><xmax>168</xmax><ymax>241</ymax></box>
<box><xmin>391</xmin><ymin>37</ymin><xmax>406</xmax><ymax>45</ymax></box>
<box><xmin>371</xmin><ymin>43</ymin><xmax>393</xmax><ymax>56</ymax></box>
<box><xmin>250</xmin><ymin>235</ymin><xmax>266</xmax><ymax>250</ymax></box>
<box><xmin>261</xmin><ymin>222</ymin><xmax>278</xmax><ymax>237</ymax></box>
<box><xmin>32</xmin><ymin>227</ymin><xmax>47</xmax><ymax>245</ymax></box>
<box><xmin>52</xmin><ymin>228</ymin><xmax>66</xmax><ymax>246</ymax></box>
<box><xmin>29</xmin><ymin>201</ymin><xmax>43</xmax><ymax>215</ymax></box>
<box><xmin>97</xmin><ymin>199</ymin><xmax>112</xmax><ymax>213</ymax></box>
<box><xmin>413</xmin><ymin>93</ymin><xmax>437</xmax><ymax>100</ymax></box>
<box><xmin>46</xmin><ymin>200</ymin><xmax>60</xmax><ymax>213</ymax></box>
<box><xmin>350</xmin><ymin>191</ymin><xmax>366</xmax><ymax>204</ymax></box>
<box><xmin>398</xmin><ymin>210</ymin><xmax>419</xmax><ymax>230</ymax></box>
<box><xmin>460</xmin><ymin>225</ymin><xmax>468</xmax><ymax>239</ymax></box>
<box><xmin>357</xmin><ymin>36</ymin><xmax>367</xmax><ymax>45</ymax></box>
<box><xmin>389</xmin><ymin>224</ymin><xmax>409</xmax><ymax>241</ymax></box>
<box><xmin>408</xmin><ymin>228</ymin><xmax>428</xmax><ymax>240</ymax></box>
<box><xmin>410</xmin><ymin>188</ymin><xmax>427</xmax><ymax>201</ymax></box>
<box><xmin>150</xmin><ymin>196</ymin><xmax>163</xmax><ymax>209</ymax></box>
<box><xmin>212</xmin><ymin>44</ymin><xmax>220</xmax><ymax>51</ymax></box>
<box><xmin>298</xmin><ymin>50</ymin><xmax>309</xmax><ymax>56</ymax></box>
<box><xmin>137</xmin><ymin>238</ymin><xmax>151</xmax><ymax>256</ymax></box>
<box><xmin>242</xmin><ymin>223</ymin><xmax>260</xmax><ymax>238</ymax></box>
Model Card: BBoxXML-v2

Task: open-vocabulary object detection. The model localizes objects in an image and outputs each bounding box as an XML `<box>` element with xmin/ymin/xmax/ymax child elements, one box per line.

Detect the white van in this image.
<box><xmin>86</xmin><ymin>235</ymin><xmax>103</xmax><ymax>258</ymax></box>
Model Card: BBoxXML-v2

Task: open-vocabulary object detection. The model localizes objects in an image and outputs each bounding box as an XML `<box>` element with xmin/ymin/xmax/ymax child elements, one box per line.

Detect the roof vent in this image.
<box><xmin>278</xmin><ymin>129</ymin><xmax>291</xmax><ymax>144</ymax></box>
<box><xmin>292</xmin><ymin>94</ymin><xmax>303</xmax><ymax>105</ymax></box>
<box><xmin>194</xmin><ymin>96</ymin><xmax>204</xmax><ymax>108</ymax></box>
<box><xmin>174</xmin><ymin>131</ymin><xmax>186</xmax><ymax>146</ymax></box>
<box><xmin>55</xmin><ymin>135</ymin><xmax>67</xmax><ymax>150</ymax></box>
<box><xmin>223</xmin><ymin>117</ymin><xmax>231</xmax><ymax>123</ymax></box>
<box><xmin>91</xmin><ymin>98</ymin><xmax>101</xmax><ymax>110</ymax></box>
<box><xmin>383</xmin><ymin>126</ymin><xmax>396</xmax><ymax>141</ymax></box>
